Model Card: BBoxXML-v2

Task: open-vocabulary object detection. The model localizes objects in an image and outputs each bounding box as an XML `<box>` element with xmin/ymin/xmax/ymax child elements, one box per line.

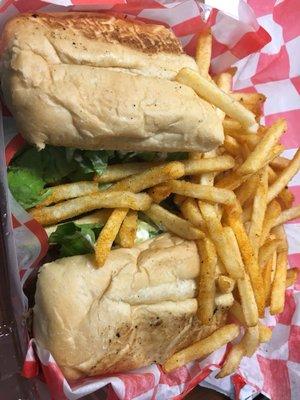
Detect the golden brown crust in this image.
<box><xmin>9</xmin><ymin>12</ymin><xmax>183</xmax><ymax>55</ymax></box>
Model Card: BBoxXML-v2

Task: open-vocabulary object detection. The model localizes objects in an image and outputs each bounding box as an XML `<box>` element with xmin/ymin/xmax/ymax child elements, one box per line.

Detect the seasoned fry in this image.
<box><xmin>272</xmin><ymin>224</ymin><xmax>288</xmax><ymax>253</ymax></box>
<box><xmin>270</xmin><ymin>250</ymin><xmax>288</xmax><ymax>315</ymax></box>
<box><xmin>228</xmin><ymin>131</ymin><xmax>260</xmax><ymax>149</ymax></box>
<box><xmin>248</xmin><ymin>168</ymin><xmax>268</xmax><ymax>257</ymax></box>
<box><xmin>223</xmin><ymin>135</ymin><xmax>240</xmax><ymax>157</ymax></box>
<box><xmin>214</xmin><ymin>69</ymin><xmax>234</xmax><ymax>120</ymax></box>
<box><xmin>231</xmin><ymin>92</ymin><xmax>266</xmax><ymax>118</ymax></box>
<box><xmin>217</xmin><ymin>275</ymin><xmax>235</xmax><ymax>294</ymax></box>
<box><xmin>268</xmin><ymin>148</ymin><xmax>300</xmax><ymax>203</ymax></box>
<box><xmin>235</xmin><ymin>173</ymin><xmax>259</xmax><ymax>206</ymax></box>
<box><xmin>270</xmin><ymin>156</ymin><xmax>290</xmax><ymax>171</ymax></box>
<box><xmin>216</xmin><ymin>171</ymin><xmax>248</xmax><ymax>190</ymax></box>
<box><xmin>237</xmin><ymin>119</ymin><xmax>287</xmax><ymax>175</ymax></box>
<box><xmin>260</xmin><ymin>200</ymin><xmax>282</xmax><ymax>245</ymax></box>
<box><xmin>30</xmin><ymin>191</ymin><xmax>152</xmax><ymax>226</ymax></box>
<box><xmin>183</xmin><ymin>155</ymin><xmax>235</xmax><ymax>175</ymax></box>
<box><xmin>196</xmin><ymin>237</ymin><xmax>217</xmax><ymax>324</ymax></box>
<box><xmin>278</xmin><ymin>187</ymin><xmax>295</xmax><ymax>210</ymax></box>
<box><xmin>145</xmin><ymin>204</ymin><xmax>204</xmax><ymax>240</ymax></box>
<box><xmin>223</xmin><ymin>119</ymin><xmax>242</xmax><ymax>133</ymax></box>
<box><xmin>237</xmin><ymin>273</ymin><xmax>259</xmax><ymax>327</ymax></box>
<box><xmin>225</xmin><ymin>203</ymin><xmax>265</xmax><ymax>317</ymax></box>
<box><xmin>94</xmin><ymin>162</ymin><xmax>158</xmax><ymax>183</ymax></box>
<box><xmin>262</xmin><ymin>253</ymin><xmax>276</xmax><ymax>306</ymax></box>
<box><xmin>176</xmin><ymin>68</ymin><xmax>258</xmax><ymax>132</ymax></box>
<box><xmin>180</xmin><ymin>198</ymin><xmax>205</xmax><ymax>228</ymax></box>
<box><xmin>258</xmin><ymin>238</ymin><xmax>281</xmax><ymax>268</ymax></box>
<box><xmin>95</xmin><ymin>208</ymin><xmax>128</xmax><ymax>267</ymax></box>
<box><xmin>148</xmin><ymin>184</ymin><xmax>172</xmax><ymax>203</ymax></box>
<box><xmin>38</xmin><ymin>181</ymin><xmax>100</xmax><ymax>207</ymax></box>
<box><xmin>118</xmin><ymin>210</ymin><xmax>138</xmax><ymax>248</ymax></box>
<box><xmin>271</xmin><ymin>205</ymin><xmax>300</xmax><ymax>228</ymax></box>
<box><xmin>286</xmin><ymin>268</ymin><xmax>299</xmax><ymax>288</ymax></box>
<box><xmin>195</xmin><ymin>29</ymin><xmax>212</xmax><ymax>77</ymax></box>
<box><xmin>163</xmin><ymin>324</ymin><xmax>239</xmax><ymax>373</ymax></box>
<box><xmin>215</xmin><ymin>292</ymin><xmax>234</xmax><ymax>308</ymax></box>
<box><xmin>168</xmin><ymin>179</ymin><xmax>236</xmax><ymax>205</ymax></box>
<box><xmin>199</xmin><ymin>202</ymin><xmax>244</xmax><ymax>279</ymax></box>
<box><xmin>108</xmin><ymin>161</ymin><xmax>184</xmax><ymax>193</ymax></box>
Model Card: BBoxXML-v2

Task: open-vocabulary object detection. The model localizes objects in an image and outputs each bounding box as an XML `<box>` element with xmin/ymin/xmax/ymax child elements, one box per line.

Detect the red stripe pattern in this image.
<box><xmin>1</xmin><ymin>0</ymin><xmax>299</xmax><ymax>399</ymax></box>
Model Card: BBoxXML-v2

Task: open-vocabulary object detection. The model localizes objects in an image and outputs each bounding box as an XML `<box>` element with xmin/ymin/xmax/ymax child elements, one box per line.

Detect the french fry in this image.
<box><xmin>223</xmin><ymin>135</ymin><xmax>240</xmax><ymax>157</ymax></box>
<box><xmin>216</xmin><ymin>171</ymin><xmax>249</xmax><ymax>190</ymax></box>
<box><xmin>231</xmin><ymin>92</ymin><xmax>266</xmax><ymax>118</ymax></box>
<box><xmin>228</xmin><ymin>132</ymin><xmax>260</xmax><ymax>149</ymax></box>
<box><xmin>95</xmin><ymin>208</ymin><xmax>128</xmax><ymax>267</ymax></box>
<box><xmin>180</xmin><ymin>198</ymin><xmax>205</xmax><ymax>228</ymax></box>
<box><xmin>199</xmin><ymin>202</ymin><xmax>244</xmax><ymax>279</ymax></box>
<box><xmin>259</xmin><ymin>324</ymin><xmax>273</xmax><ymax>343</ymax></box>
<box><xmin>217</xmin><ymin>275</ymin><xmax>235</xmax><ymax>294</ymax></box>
<box><xmin>248</xmin><ymin>168</ymin><xmax>268</xmax><ymax>257</ymax></box>
<box><xmin>243</xmin><ymin>325</ymin><xmax>260</xmax><ymax>357</ymax></box>
<box><xmin>30</xmin><ymin>191</ymin><xmax>152</xmax><ymax>226</ymax></box>
<box><xmin>268</xmin><ymin>165</ymin><xmax>278</xmax><ymax>184</ymax></box>
<box><xmin>237</xmin><ymin>273</ymin><xmax>259</xmax><ymax>327</ymax></box>
<box><xmin>271</xmin><ymin>205</ymin><xmax>300</xmax><ymax>229</ymax></box>
<box><xmin>286</xmin><ymin>268</ymin><xmax>299</xmax><ymax>288</ymax></box>
<box><xmin>258</xmin><ymin>238</ymin><xmax>281</xmax><ymax>268</ymax></box>
<box><xmin>262</xmin><ymin>252</ymin><xmax>276</xmax><ymax>306</ymax></box>
<box><xmin>268</xmin><ymin>149</ymin><xmax>300</xmax><ymax>203</ymax></box>
<box><xmin>224</xmin><ymin>203</ymin><xmax>265</xmax><ymax>317</ymax></box>
<box><xmin>272</xmin><ymin>224</ymin><xmax>288</xmax><ymax>253</ymax></box>
<box><xmin>223</xmin><ymin>119</ymin><xmax>243</xmax><ymax>134</ymax></box>
<box><xmin>167</xmin><ymin>179</ymin><xmax>236</xmax><ymax>205</ymax></box>
<box><xmin>144</xmin><ymin>204</ymin><xmax>204</xmax><ymax>240</ymax></box>
<box><xmin>237</xmin><ymin>119</ymin><xmax>287</xmax><ymax>175</ymax></box>
<box><xmin>163</xmin><ymin>324</ymin><xmax>239</xmax><ymax>373</ymax></box>
<box><xmin>214</xmin><ymin>69</ymin><xmax>234</xmax><ymax>120</ymax></box>
<box><xmin>278</xmin><ymin>187</ymin><xmax>295</xmax><ymax>210</ymax></box>
<box><xmin>242</xmin><ymin>205</ymin><xmax>252</xmax><ymax>223</ymax></box>
<box><xmin>195</xmin><ymin>29</ymin><xmax>212</xmax><ymax>77</ymax></box>
<box><xmin>108</xmin><ymin>161</ymin><xmax>184</xmax><ymax>193</ymax></box>
<box><xmin>148</xmin><ymin>184</ymin><xmax>172</xmax><ymax>203</ymax></box>
<box><xmin>176</xmin><ymin>68</ymin><xmax>258</xmax><ymax>132</ymax></box>
<box><xmin>45</xmin><ymin>209</ymin><xmax>112</xmax><ymax>237</ymax></box>
<box><xmin>270</xmin><ymin>156</ymin><xmax>290</xmax><ymax>171</ymax></box>
<box><xmin>260</xmin><ymin>200</ymin><xmax>282</xmax><ymax>245</ymax></box>
<box><xmin>216</xmin><ymin>342</ymin><xmax>244</xmax><ymax>378</ymax></box>
<box><xmin>215</xmin><ymin>292</ymin><xmax>234</xmax><ymax>308</ymax></box>
<box><xmin>37</xmin><ymin>181</ymin><xmax>100</xmax><ymax>207</ymax></box>
<box><xmin>270</xmin><ymin>250</ymin><xmax>288</xmax><ymax>315</ymax></box>
<box><xmin>196</xmin><ymin>237</ymin><xmax>217</xmax><ymax>324</ymax></box>
<box><xmin>173</xmin><ymin>194</ymin><xmax>185</xmax><ymax>206</ymax></box>
<box><xmin>118</xmin><ymin>210</ymin><xmax>138</xmax><ymax>248</ymax></box>
<box><xmin>235</xmin><ymin>173</ymin><xmax>259</xmax><ymax>206</ymax></box>
<box><xmin>94</xmin><ymin>162</ymin><xmax>158</xmax><ymax>183</ymax></box>
<box><xmin>182</xmin><ymin>156</ymin><xmax>235</xmax><ymax>175</ymax></box>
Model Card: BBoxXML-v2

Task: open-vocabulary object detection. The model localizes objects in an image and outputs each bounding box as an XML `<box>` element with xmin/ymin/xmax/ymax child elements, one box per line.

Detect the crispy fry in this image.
<box><xmin>235</xmin><ymin>173</ymin><xmax>259</xmax><ymax>206</ymax></box>
<box><xmin>262</xmin><ymin>252</ymin><xmax>276</xmax><ymax>306</ymax></box>
<box><xmin>286</xmin><ymin>268</ymin><xmax>299</xmax><ymax>288</ymax></box>
<box><xmin>195</xmin><ymin>29</ymin><xmax>212</xmax><ymax>77</ymax></box>
<box><xmin>215</xmin><ymin>292</ymin><xmax>234</xmax><ymax>308</ymax></box>
<box><xmin>217</xmin><ymin>275</ymin><xmax>235</xmax><ymax>294</ymax></box>
<box><xmin>271</xmin><ymin>224</ymin><xmax>288</xmax><ymax>253</ymax></box>
<box><xmin>231</xmin><ymin>92</ymin><xmax>266</xmax><ymax>118</ymax></box>
<box><xmin>242</xmin><ymin>205</ymin><xmax>252</xmax><ymax>223</ymax></box>
<box><xmin>248</xmin><ymin>168</ymin><xmax>268</xmax><ymax>257</ymax></box>
<box><xmin>260</xmin><ymin>200</ymin><xmax>282</xmax><ymax>245</ymax></box>
<box><xmin>163</xmin><ymin>324</ymin><xmax>239</xmax><ymax>373</ymax></box>
<box><xmin>237</xmin><ymin>119</ymin><xmax>287</xmax><ymax>175</ymax></box>
<box><xmin>223</xmin><ymin>135</ymin><xmax>240</xmax><ymax>157</ymax></box>
<box><xmin>94</xmin><ymin>162</ymin><xmax>158</xmax><ymax>183</ymax></box>
<box><xmin>118</xmin><ymin>210</ymin><xmax>138</xmax><ymax>248</ymax></box>
<box><xmin>259</xmin><ymin>324</ymin><xmax>273</xmax><ymax>343</ymax></box>
<box><xmin>199</xmin><ymin>202</ymin><xmax>244</xmax><ymax>279</ymax></box>
<box><xmin>224</xmin><ymin>203</ymin><xmax>265</xmax><ymax>317</ymax></box>
<box><xmin>258</xmin><ymin>238</ymin><xmax>281</xmax><ymax>268</ymax></box>
<box><xmin>270</xmin><ymin>250</ymin><xmax>288</xmax><ymax>315</ymax></box>
<box><xmin>228</xmin><ymin>131</ymin><xmax>260</xmax><ymax>149</ymax></box>
<box><xmin>168</xmin><ymin>179</ymin><xmax>236</xmax><ymax>205</ymax></box>
<box><xmin>216</xmin><ymin>171</ymin><xmax>249</xmax><ymax>190</ymax></box>
<box><xmin>278</xmin><ymin>187</ymin><xmax>295</xmax><ymax>210</ymax></box>
<box><xmin>271</xmin><ymin>205</ymin><xmax>300</xmax><ymax>229</ymax></box>
<box><xmin>108</xmin><ymin>161</ymin><xmax>184</xmax><ymax>193</ymax></box>
<box><xmin>37</xmin><ymin>181</ymin><xmax>100</xmax><ymax>207</ymax></box>
<box><xmin>223</xmin><ymin>119</ymin><xmax>243</xmax><ymax>134</ymax></box>
<box><xmin>183</xmin><ymin>156</ymin><xmax>235</xmax><ymax>175</ymax></box>
<box><xmin>270</xmin><ymin>156</ymin><xmax>290</xmax><ymax>171</ymax></box>
<box><xmin>243</xmin><ymin>325</ymin><xmax>260</xmax><ymax>357</ymax></box>
<box><xmin>95</xmin><ymin>208</ymin><xmax>128</xmax><ymax>267</ymax></box>
<box><xmin>237</xmin><ymin>273</ymin><xmax>259</xmax><ymax>327</ymax></box>
<box><xmin>176</xmin><ymin>68</ymin><xmax>258</xmax><ymax>132</ymax></box>
<box><xmin>214</xmin><ymin>69</ymin><xmax>234</xmax><ymax>120</ymax></box>
<box><xmin>216</xmin><ymin>342</ymin><xmax>244</xmax><ymax>378</ymax></box>
<box><xmin>148</xmin><ymin>184</ymin><xmax>172</xmax><ymax>203</ymax></box>
<box><xmin>180</xmin><ymin>198</ymin><xmax>205</xmax><ymax>228</ymax></box>
<box><xmin>145</xmin><ymin>204</ymin><xmax>204</xmax><ymax>240</ymax></box>
<box><xmin>196</xmin><ymin>237</ymin><xmax>217</xmax><ymax>324</ymax></box>
<box><xmin>268</xmin><ymin>149</ymin><xmax>300</xmax><ymax>203</ymax></box>
<box><xmin>268</xmin><ymin>165</ymin><xmax>278</xmax><ymax>184</ymax></box>
<box><xmin>30</xmin><ymin>191</ymin><xmax>152</xmax><ymax>226</ymax></box>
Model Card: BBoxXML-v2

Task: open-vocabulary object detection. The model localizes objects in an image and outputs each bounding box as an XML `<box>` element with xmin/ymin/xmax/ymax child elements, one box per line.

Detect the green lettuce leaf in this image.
<box><xmin>49</xmin><ymin>222</ymin><xmax>102</xmax><ymax>257</ymax></box>
<box><xmin>7</xmin><ymin>167</ymin><xmax>52</xmax><ymax>209</ymax></box>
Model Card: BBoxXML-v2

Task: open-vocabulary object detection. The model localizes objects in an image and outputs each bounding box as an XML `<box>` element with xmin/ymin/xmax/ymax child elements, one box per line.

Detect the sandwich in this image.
<box><xmin>2</xmin><ymin>11</ymin><xmax>299</xmax><ymax>382</ymax></box>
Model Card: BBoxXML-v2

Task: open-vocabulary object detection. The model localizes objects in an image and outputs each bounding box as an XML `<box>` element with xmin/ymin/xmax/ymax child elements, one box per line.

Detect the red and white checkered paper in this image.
<box><xmin>1</xmin><ymin>0</ymin><xmax>299</xmax><ymax>399</ymax></box>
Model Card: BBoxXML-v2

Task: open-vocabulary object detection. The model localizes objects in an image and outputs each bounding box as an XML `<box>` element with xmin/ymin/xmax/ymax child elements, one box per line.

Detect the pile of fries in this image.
<box><xmin>30</xmin><ymin>29</ymin><xmax>300</xmax><ymax>377</ymax></box>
